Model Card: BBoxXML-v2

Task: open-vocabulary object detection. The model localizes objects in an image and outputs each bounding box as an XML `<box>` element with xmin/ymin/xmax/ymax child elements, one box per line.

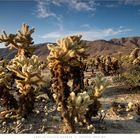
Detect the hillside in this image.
<box><xmin>0</xmin><ymin>36</ymin><xmax>140</xmax><ymax>60</ymax></box>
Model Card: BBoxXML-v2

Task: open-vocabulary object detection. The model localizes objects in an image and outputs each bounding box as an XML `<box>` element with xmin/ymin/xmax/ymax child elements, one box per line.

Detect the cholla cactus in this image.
<box><xmin>47</xmin><ymin>35</ymin><xmax>86</xmax><ymax>133</ymax></box>
<box><xmin>91</xmin><ymin>73</ymin><xmax>109</xmax><ymax>98</ymax></box>
<box><xmin>121</xmin><ymin>49</ymin><xmax>140</xmax><ymax>67</ymax></box>
<box><xmin>133</xmin><ymin>56</ymin><xmax>140</xmax><ymax>65</ymax></box>
<box><xmin>47</xmin><ymin>35</ymin><xmax>86</xmax><ymax>69</ymax></box>
<box><xmin>0</xmin><ymin>23</ymin><xmax>34</xmax><ymax>57</ymax></box>
<box><xmin>7</xmin><ymin>55</ymin><xmax>44</xmax><ymax>116</ymax></box>
<box><xmin>67</xmin><ymin>91</ymin><xmax>94</xmax><ymax>128</ymax></box>
<box><xmin>129</xmin><ymin>48</ymin><xmax>139</xmax><ymax>62</ymax></box>
<box><xmin>91</xmin><ymin>55</ymin><xmax>120</xmax><ymax>76</ymax></box>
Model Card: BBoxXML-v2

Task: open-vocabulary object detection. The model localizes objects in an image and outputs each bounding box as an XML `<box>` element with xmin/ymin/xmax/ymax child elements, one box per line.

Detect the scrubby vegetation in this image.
<box><xmin>0</xmin><ymin>23</ymin><xmax>140</xmax><ymax>134</ymax></box>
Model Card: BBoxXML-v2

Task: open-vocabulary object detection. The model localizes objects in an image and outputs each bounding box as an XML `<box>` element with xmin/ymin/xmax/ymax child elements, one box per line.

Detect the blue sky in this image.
<box><xmin>0</xmin><ymin>0</ymin><xmax>140</xmax><ymax>46</ymax></box>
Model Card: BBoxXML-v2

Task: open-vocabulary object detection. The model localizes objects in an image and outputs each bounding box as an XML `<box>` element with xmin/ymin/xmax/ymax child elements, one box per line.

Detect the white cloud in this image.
<box><xmin>36</xmin><ymin>0</ymin><xmax>56</xmax><ymax>18</ymax></box>
<box><xmin>39</xmin><ymin>26</ymin><xmax>132</xmax><ymax>42</ymax></box>
<box><xmin>120</xmin><ymin>0</ymin><xmax>140</xmax><ymax>5</ymax></box>
<box><xmin>35</xmin><ymin>0</ymin><xmax>96</xmax><ymax>19</ymax></box>
<box><xmin>82</xmin><ymin>27</ymin><xmax>132</xmax><ymax>40</ymax></box>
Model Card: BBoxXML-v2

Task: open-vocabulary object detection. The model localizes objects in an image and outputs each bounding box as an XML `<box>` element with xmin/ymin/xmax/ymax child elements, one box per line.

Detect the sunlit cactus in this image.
<box><xmin>67</xmin><ymin>91</ymin><xmax>94</xmax><ymax>128</ymax></box>
<box><xmin>129</xmin><ymin>48</ymin><xmax>139</xmax><ymax>62</ymax></box>
<box><xmin>92</xmin><ymin>73</ymin><xmax>109</xmax><ymax>98</ymax></box>
<box><xmin>133</xmin><ymin>57</ymin><xmax>140</xmax><ymax>65</ymax></box>
<box><xmin>47</xmin><ymin>35</ymin><xmax>87</xmax><ymax>133</ymax></box>
<box><xmin>7</xmin><ymin>55</ymin><xmax>45</xmax><ymax>116</ymax></box>
<box><xmin>47</xmin><ymin>34</ymin><xmax>86</xmax><ymax>69</ymax></box>
<box><xmin>0</xmin><ymin>23</ymin><xmax>34</xmax><ymax>57</ymax></box>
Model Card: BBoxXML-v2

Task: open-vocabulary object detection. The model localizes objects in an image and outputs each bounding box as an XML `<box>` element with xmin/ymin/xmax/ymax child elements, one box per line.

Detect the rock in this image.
<box><xmin>45</xmin><ymin>113</ymin><xmax>48</xmax><ymax>116</ymax></box>
<box><xmin>21</xmin><ymin>118</ymin><xmax>25</xmax><ymax>122</ymax></box>
<box><xmin>2</xmin><ymin>121</ymin><xmax>6</xmax><ymax>126</ymax></box>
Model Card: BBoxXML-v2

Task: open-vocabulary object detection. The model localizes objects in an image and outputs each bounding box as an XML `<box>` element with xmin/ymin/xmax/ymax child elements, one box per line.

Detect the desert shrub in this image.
<box><xmin>113</xmin><ymin>65</ymin><xmax>140</xmax><ymax>88</ymax></box>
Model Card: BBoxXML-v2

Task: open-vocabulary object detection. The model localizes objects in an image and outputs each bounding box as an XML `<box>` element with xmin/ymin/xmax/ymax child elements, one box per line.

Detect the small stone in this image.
<box><xmin>2</xmin><ymin>121</ymin><xmax>6</xmax><ymax>126</ymax></box>
<box><xmin>36</xmin><ymin>110</ymin><xmax>40</xmax><ymax>114</ymax></box>
<box><xmin>45</xmin><ymin>113</ymin><xmax>48</xmax><ymax>116</ymax></box>
<box><xmin>42</xmin><ymin>99</ymin><xmax>46</xmax><ymax>102</ymax></box>
<box><xmin>21</xmin><ymin>118</ymin><xmax>25</xmax><ymax>122</ymax></box>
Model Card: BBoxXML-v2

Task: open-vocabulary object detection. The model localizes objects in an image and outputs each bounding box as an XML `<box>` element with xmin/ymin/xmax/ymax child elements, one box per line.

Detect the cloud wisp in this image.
<box><xmin>40</xmin><ymin>26</ymin><xmax>132</xmax><ymax>42</ymax></box>
<box><xmin>35</xmin><ymin>0</ymin><xmax>96</xmax><ymax>19</ymax></box>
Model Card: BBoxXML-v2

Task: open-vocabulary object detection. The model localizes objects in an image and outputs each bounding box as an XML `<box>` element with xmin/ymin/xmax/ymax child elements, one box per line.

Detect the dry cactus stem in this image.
<box><xmin>0</xmin><ymin>23</ymin><xmax>34</xmax><ymax>57</ymax></box>
<box><xmin>7</xmin><ymin>55</ymin><xmax>44</xmax><ymax>116</ymax></box>
<box><xmin>0</xmin><ymin>59</ymin><xmax>18</xmax><ymax>111</ymax></box>
<box><xmin>47</xmin><ymin>35</ymin><xmax>86</xmax><ymax>133</ymax></box>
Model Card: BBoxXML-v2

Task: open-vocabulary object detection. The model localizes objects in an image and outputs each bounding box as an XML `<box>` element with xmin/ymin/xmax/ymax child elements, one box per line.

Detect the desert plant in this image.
<box><xmin>7</xmin><ymin>55</ymin><xmax>45</xmax><ymax>116</ymax></box>
<box><xmin>47</xmin><ymin>35</ymin><xmax>87</xmax><ymax>133</ymax></box>
<box><xmin>67</xmin><ymin>91</ymin><xmax>94</xmax><ymax>129</ymax></box>
<box><xmin>113</xmin><ymin>64</ymin><xmax>140</xmax><ymax>88</ymax></box>
<box><xmin>0</xmin><ymin>23</ymin><xmax>45</xmax><ymax>117</ymax></box>
<box><xmin>89</xmin><ymin>55</ymin><xmax>120</xmax><ymax>76</ymax></box>
<box><xmin>91</xmin><ymin>73</ymin><xmax>110</xmax><ymax>98</ymax></box>
<box><xmin>129</xmin><ymin>48</ymin><xmax>139</xmax><ymax>62</ymax></box>
<box><xmin>0</xmin><ymin>23</ymin><xmax>34</xmax><ymax>57</ymax></box>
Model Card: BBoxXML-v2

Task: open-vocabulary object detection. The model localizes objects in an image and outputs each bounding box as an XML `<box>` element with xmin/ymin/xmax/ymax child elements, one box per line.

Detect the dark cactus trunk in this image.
<box><xmin>0</xmin><ymin>86</ymin><xmax>18</xmax><ymax>110</ymax></box>
<box><xmin>71</xmin><ymin>66</ymin><xmax>84</xmax><ymax>93</ymax></box>
<box><xmin>53</xmin><ymin>63</ymin><xmax>75</xmax><ymax>133</ymax></box>
<box><xmin>18</xmin><ymin>92</ymin><xmax>35</xmax><ymax>117</ymax></box>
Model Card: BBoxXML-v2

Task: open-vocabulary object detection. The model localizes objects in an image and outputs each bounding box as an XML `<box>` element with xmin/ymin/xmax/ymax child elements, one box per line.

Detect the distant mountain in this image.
<box><xmin>1</xmin><ymin>36</ymin><xmax>140</xmax><ymax>60</ymax></box>
<box><xmin>86</xmin><ymin>36</ymin><xmax>140</xmax><ymax>57</ymax></box>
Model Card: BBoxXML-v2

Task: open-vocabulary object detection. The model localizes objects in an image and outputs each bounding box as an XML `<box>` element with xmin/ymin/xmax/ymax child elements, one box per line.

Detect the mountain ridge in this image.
<box><xmin>1</xmin><ymin>36</ymin><xmax>140</xmax><ymax>60</ymax></box>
